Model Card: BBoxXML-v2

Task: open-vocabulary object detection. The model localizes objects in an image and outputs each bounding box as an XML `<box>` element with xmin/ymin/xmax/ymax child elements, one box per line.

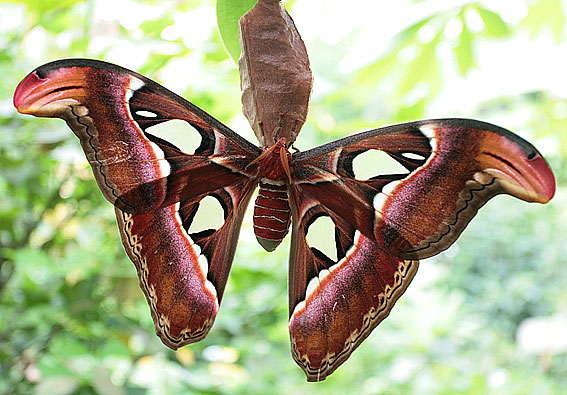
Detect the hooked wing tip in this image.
<box><xmin>526</xmin><ymin>152</ymin><xmax>556</xmax><ymax>203</ymax></box>
<box><xmin>14</xmin><ymin>65</ymin><xmax>85</xmax><ymax>117</ymax></box>
<box><xmin>13</xmin><ymin>71</ymin><xmax>43</xmax><ymax>114</ymax></box>
<box><xmin>480</xmin><ymin>132</ymin><xmax>556</xmax><ymax>204</ymax></box>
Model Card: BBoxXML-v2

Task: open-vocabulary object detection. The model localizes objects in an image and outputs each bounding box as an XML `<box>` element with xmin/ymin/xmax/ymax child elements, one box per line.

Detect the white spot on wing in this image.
<box><xmin>126</xmin><ymin>77</ymin><xmax>144</xmax><ymax>101</ymax></box>
<box><xmin>192</xmin><ymin>242</ymin><xmax>202</xmax><ymax>257</ymax></box>
<box><xmin>382</xmin><ymin>180</ymin><xmax>401</xmax><ymax>196</ymax></box>
<box><xmin>148</xmin><ymin>141</ymin><xmax>171</xmax><ymax>177</ymax></box>
<box><xmin>305</xmin><ymin>276</ymin><xmax>319</xmax><ymax>300</ymax></box>
<box><xmin>198</xmin><ymin>254</ymin><xmax>208</xmax><ymax>277</ymax></box>
<box><xmin>318</xmin><ymin>269</ymin><xmax>330</xmax><ymax>282</ymax></box>
<box><xmin>373</xmin><ymin>192</ymin><xmax>387</xmax><ymax>214</ymax></box>
<box><xmin>305</xmin><ymin>215</ymin><xmax>337</xmax><ymax>262</ymax></box>
<box><xmin>402</xmin><ymin>152</ymin><xmax>426</xmax><ymax>160</ymax></box>
<box><xmin>205</xmin><ymin>280</ymin><xmax>219</xmax><ymax>307</ymax></box>
<box><xmin>329</xmin><ymin>230</ymin><xmax>362</xmax><ymax>274</ymax></box>
<box><xmin>212</xmin><ymin>130</ymin><xmax>222</xmax><ymax>155</ymax></box>
<box><xmin>373</xmin><ymin>181</ymin><xmax>401</xmax><ymax>214</ymax></box>
<box><xmin>329</xmin><ymin>148</ymin><xmax>342</xmax><ymax>173</ymax></box>
<box><xmin>149</xmin><ymin>142</ymin><xmax>164</xmax><ymax>160</ymax></box>
<box><xmin>136</xmin><ymin>110</ymin><xmax>158</xmax><ymax>118</ymax></box>
<box><xmin>418</xmin><ymin>124</ymin><xmax>439</xmax><ymax>171</ymax></box>
<box><xmin>352</xmin><ymin>149</ymin><xmax>408</xmax><ymax>180</ymax></box>
<box><xmin>290</xmin><ymin>300</ymin><xmax>306</xmax><ymax>322</ymax></box>
<box><xmin>147</xmin><ymin>120</ymin><xmax>203</xmax><ymax>155</ymax></box>
<box><xmin>419</xmin><ymin>124</ymin><xmax>436</xmax><ymax>139</ymax></box>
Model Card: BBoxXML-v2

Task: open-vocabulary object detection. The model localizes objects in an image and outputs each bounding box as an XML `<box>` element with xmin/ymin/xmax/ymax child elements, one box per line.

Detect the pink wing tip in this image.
<box><xmin>529</xmin><ymin>153</ymin><xmax>556</xmax><ymax>202</ymax></box>
<box><xmin>13</xmin><ymin>71</ymin><xmax>43</xmax><ymax>113</ymax></box>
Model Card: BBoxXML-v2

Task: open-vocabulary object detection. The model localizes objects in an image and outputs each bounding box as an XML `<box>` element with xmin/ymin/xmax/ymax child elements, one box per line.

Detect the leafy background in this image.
<box><xmin>1</xmin><ymin>0</ymin><xmax>566</xmax><ymax>393</ymax></box>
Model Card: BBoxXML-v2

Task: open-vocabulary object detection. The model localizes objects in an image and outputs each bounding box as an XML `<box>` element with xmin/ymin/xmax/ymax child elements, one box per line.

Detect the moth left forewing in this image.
<box><xmin>14</xmin><ymin>59</ymin><xmax>262</xmax><ymax>214</ymax></box>
<box><xmin>287</xmin><ymin>188</ymin><xmax>418</xmax><ymax>382</ymax></box>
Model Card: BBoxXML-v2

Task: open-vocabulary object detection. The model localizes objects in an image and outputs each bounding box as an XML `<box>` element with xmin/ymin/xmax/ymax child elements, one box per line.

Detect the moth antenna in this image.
<box><xmin>272</xmin><ymin>113</ymin><xmax>285</xmax><ymax>140</ymax></box>
<box><xmin>258</xmin><ymin>122</ymin><xmax>266</xmax><ymax>148</ymax></box>
<box><xmin>245</xmin><ymin>142</ymin><xmax>278</xmax><ymax>170</ymax></box>
<box><xmin>280</xmin><ymin>145</ymin><xmax>292</xmax><ymax>184</ymax></box>
<box><xmin>289</xmin><ymin>121</ymin><xmax>301</xmax><ymax>150</ymax></box>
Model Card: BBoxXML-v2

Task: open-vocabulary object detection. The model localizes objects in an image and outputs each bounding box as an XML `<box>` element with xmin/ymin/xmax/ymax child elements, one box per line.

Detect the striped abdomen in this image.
<box><xmin>253</xmin><ymin>180</ymin><xmax>291</xmax><ymax>251</ymax></box>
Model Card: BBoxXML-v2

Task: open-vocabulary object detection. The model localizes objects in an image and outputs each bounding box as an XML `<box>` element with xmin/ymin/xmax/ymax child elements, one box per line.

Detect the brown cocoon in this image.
<box><xmin>239</xmin><ymin>0</ymin><xmax>313</xmax><ymax>147</ymax></box>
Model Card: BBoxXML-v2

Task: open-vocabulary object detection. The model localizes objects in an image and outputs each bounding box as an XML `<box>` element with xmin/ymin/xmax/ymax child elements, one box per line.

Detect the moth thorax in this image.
<box><xmin>257</xmin><ymin>140</ymin><xmax>292</xmax><ymax>181</ymax></box>
<box><xmin>253</xmin><ymin>181</ymin><xmax>291</xmax><ymax>252</ymax></box>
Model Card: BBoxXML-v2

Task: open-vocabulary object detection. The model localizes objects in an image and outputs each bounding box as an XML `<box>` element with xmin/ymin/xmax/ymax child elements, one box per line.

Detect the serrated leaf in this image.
<box><xmin>216</xmin><ymin>0</ymin><xmax>258</xmax><ymax>62</ymax></box>
<box><xmin>476</xmin><ymin>7</ymin><xmax>511</xmax><ymax>38</ymax></box>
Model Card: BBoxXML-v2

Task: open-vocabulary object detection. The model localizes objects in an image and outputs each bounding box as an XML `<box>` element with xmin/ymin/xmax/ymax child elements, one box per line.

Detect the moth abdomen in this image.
<box><xmin>253</xmin><ymin>180</ymin><xmax>291</xmax><ymax>251</ymax></box>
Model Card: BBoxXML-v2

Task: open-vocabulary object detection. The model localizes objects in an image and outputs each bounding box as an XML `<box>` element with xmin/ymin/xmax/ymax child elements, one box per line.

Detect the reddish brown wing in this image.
<box><xmin>14</xmin><ymin>59</ymin><xmax>262</xmax><ymax>347</ymax></box>
<box><xmin>115</xmin><ymin>180</ymin><xmax>256</xmax><ymax>348</ymax></box>
<box><xmin>286</xmin><ymin>197</ymin><xmax>418</xmax><ymax>382</ymax></box>
<box><xmin>287</xmin><ymin>118</ymin><xmax>555</xmax><ymax>381</ymax></box>
<box><xmin>14</xmin><ymin>59</ymin><xmax>262</xmax><ymax>213</ymax></box>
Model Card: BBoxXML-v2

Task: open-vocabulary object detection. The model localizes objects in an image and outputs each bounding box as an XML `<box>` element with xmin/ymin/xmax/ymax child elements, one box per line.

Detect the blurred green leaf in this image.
<box><xmin>523</xmin><ymin>0</ymin><xmax>566</xmax><ymax>42</ymax></box>
<box><xmin>476</xmin><ymin>6</ymin><xmax>511</xmax><ymax>38</ymax></box>
<box><xmin>355</xmin><ymin>48</ymin><xmax>401</xmax><ymax>86</ymax></box>
<box><xmin>139</xmin><ymin>14</ymin><xmax>175</xmax><ymax>39</ymax></box>
<box><xmin>138</xmin><ymin>52</ymin><xmax>184</xmax><ymax>76</ymax></box>
<box><xmin>216</xmin><ymin>0</ymin><xmax>258</xmax><ymax>62</ymax></box>
<box><xmin>397</xmin><ymin>33</ymin><xmax>442</xmax><ymax>100</ymax></box>
<box><xmin>34</xmin><ymin>377</ymin><xmax>80</xmax><ymax>395</ymax></box>
<box><xmin>455</xmin><ymin>17</ymin><xmax>475</xmax><ymax>76</ymax></box>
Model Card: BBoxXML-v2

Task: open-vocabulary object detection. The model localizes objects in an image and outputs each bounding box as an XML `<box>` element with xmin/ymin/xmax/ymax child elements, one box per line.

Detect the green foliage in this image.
<box><xmin>1</xmin><ymin>0</ymin><xmax>566</xmax><ymax>394</ymax></box>
<box><xmin>523</xmin><ymin>0</ymin><xmax>567</xmax><ymax>41</ymax></box>
<box><xmin>216</xmin><ymin>0</ymin><xmax>258</xmax><ymax>62</ymax></box>
<box><xmin>216</xmin><ymin>0</ymin><xmax>296</xmax><ymax>63</ymax></box>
